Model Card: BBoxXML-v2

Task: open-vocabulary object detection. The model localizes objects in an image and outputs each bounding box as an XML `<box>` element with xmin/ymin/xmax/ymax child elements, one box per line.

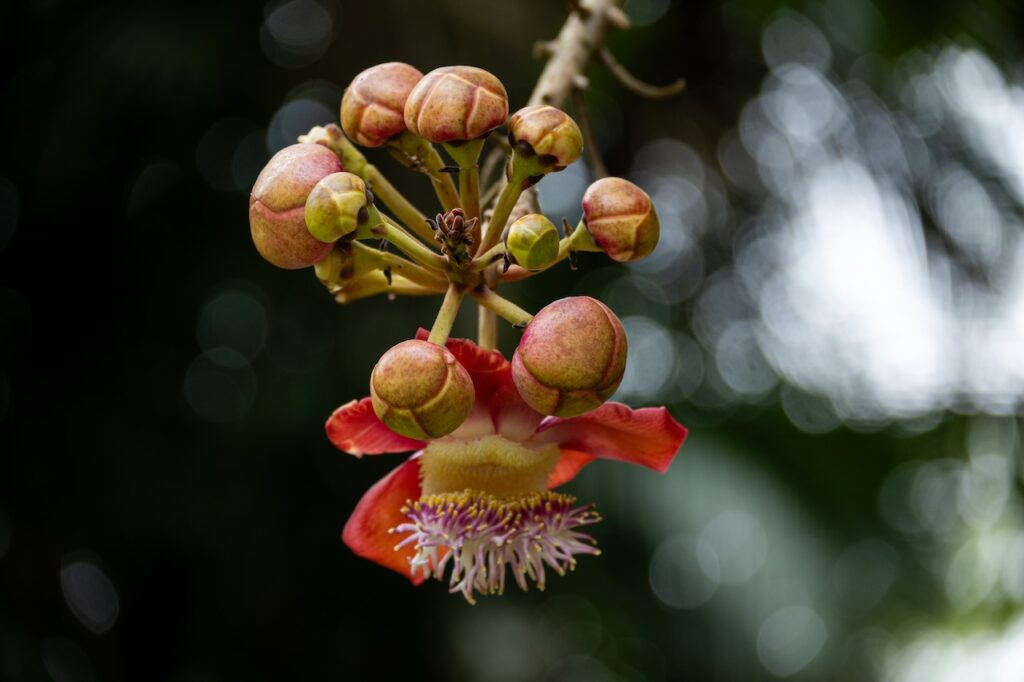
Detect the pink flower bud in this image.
<box><xmin>512</xmin><ymin>297</ymin><xmax>627</xmax><ymax>417</ymax></box>
<box><xmin>404</xmin><ymin>66</ymin><xmax>508</xmax><ymax>143</ymax></box>
<box><xmin>508</xmin><ymin>105</ymin><xmax>583</xmax><ymax>169</ymax></box>
<box><xmin>581</xmin><ymin>177</ymin><xmax>660</xmax><ymax>262</ymax></box>
<box><xmin>371</xmin><ymin>340</ymin><xmax>476</xmax><ymax>439</ymax></box>
<box><xmin>249</xmin><ymin>144</ymin><xmax>342</xmax><ymax>269</ymax></box>
<box><xmin>341</xmin><ymin>62</ymin><xmax>423</xmax><ymax>147</ymax></box>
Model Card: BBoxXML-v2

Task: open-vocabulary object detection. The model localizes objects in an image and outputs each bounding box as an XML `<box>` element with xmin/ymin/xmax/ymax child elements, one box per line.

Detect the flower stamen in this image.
<box><xmin>391</xmin><ymin>490</ymin><xmax>601</xmax><ymax>604</ymax></box>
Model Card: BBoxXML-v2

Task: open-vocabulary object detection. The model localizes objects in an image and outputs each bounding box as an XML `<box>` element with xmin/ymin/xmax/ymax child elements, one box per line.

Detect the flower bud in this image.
<box><xmin>581</xmin><ymin>177</ymin><xmax>660</xmax><ymax>262</ymax></box>
<box><xmin>404</xmin><ymin>66</ymin><xmax>508</xmax><ymax>143</ymax></box>
<box><xmin>341</xmin><ymin>62</ymin><xmax>423</xmax><ymax>148</ymax></box>
<box><xmin>314</xmin><ymin>241</ymin><xmax>385</xmax><ymax>292</ymax></box>
<box><xmin>249</xmin><ymin>144</ymin><xmax>342</xmax><ymax>269</ymax></box>
<box><xmin>512</xmin><ymin>296</ymin><xmax>627</xmax><ymax>417</ymax></box>
<box><xmin>508</xmin><ymin>105</ymin><xmax>583</xmax><ymax>170</ymax></box>
<box><xmin>304</xmin><ymin>172</ymin><xmax>368</xmax><ymax>243</ymax></box>
<box><xmin>505</xmin><ymin>214</ymin><xmax>559</xmax><ymax>271</ymax></box>
<box><xmin>371</xmin><ymin>340</ymin><xmax>476</xmax><ymax>439</ymax></box>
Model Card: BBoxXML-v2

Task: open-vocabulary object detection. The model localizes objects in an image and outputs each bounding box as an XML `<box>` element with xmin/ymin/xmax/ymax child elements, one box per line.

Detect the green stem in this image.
<box><xmin>386</xmin><ymin>132</ymin><xmax>461</xmax><ymax>213</ymax></box>
<box><xmin>461</xmin><ymin>164</ymin><xmax>480</xmax><ymax>224</ymax></box>
<box><xmin>376</xmin><ymin>215</ymin><xmax>448</xmax><ymax>272</ymax></box>
<box><xmin>429</xmin><ymin>284</ymin><xmax>465</xmax><ymax>345</ymax></box>
<box><xmin>380</xmin><ymin>252</ymin><xmax>448</xmax><ymax>289</ymax></box>
<box><xmin>478</xmin><ymin>151</ymin><xmax>552</xmax><ymax>254</ymax></box>
<box><xmin>477</xmin><ymin>269</ymin><xmax>499</xmax><ymax>349</ymax></box>
<box><xmin>425</xmin><ymin>159</ymin><xmax>462</xmax><ymax>212</ymax></box>
<box><xmin>364</xmin><ymin>165</ymin><xmax>437</xmax><ymax>247</ymax></box>
<box><xmin>445</xmin><ymin>139</ymin><xmax>485</xmax><ymax>251</ymax></box>
<box><xmin>478</xmin><ymin>305</ymin><xmax>497</xmax><ymax>349</ymax></box>
<box><xmin>469</xmin><ymin>242</ymin><xmax>506</xmax><ymax>272</ymax></box>
<box><xmin>423</xmin><ymin>145</ymin><xmax>462</xmax><ymax>212</ymax></box>
<box><xmin>470</xmin><ymin>286</ymin><xmax>533</xmax><ymax>327</ymax></box>
<box><xmin>479</xmin><ymin>179</ymin><xmax>523</xmax><ymax>254</ymax></box>
<box><xmin>333</xmin><ymin>270</ymin><xmax>443</xmax><ymax>304</ymax></box>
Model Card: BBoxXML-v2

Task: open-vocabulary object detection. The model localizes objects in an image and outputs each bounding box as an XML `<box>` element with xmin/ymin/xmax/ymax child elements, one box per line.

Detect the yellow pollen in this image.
<box><xmin>415</xmin><ymin>489</ymin><xmax>580</xmax><ymax>516</ymax></box>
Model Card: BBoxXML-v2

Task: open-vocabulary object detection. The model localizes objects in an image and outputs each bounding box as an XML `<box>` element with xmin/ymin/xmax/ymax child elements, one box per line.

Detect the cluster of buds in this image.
<box><xmin>248</xmin><ymin>58</ymin><xmax>682</xmax><ymax>601</ymax></box>
<box><xmin>248</xmin><ymin>61</ymin><xmax>664</xmax><ymax>432</ymax></box>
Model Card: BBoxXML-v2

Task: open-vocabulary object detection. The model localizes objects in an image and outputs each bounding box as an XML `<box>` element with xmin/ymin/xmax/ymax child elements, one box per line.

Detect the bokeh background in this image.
<box><xmin>3</xmin><ymin>0</ymin><xmax>1024</xmax><ymax>679</ymax></box>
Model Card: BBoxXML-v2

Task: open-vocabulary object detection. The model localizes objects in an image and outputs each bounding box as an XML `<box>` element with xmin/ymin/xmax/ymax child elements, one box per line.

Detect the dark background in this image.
<box><xmin>2</xmin><ymin>0</ymin><xmax>1024</xmax><ymax>680</ymax></box>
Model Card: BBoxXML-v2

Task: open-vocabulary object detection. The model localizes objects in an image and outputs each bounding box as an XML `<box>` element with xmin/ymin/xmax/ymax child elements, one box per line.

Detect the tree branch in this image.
<box><xmin>599</xmin><ymin>47</ymin><xmax>686</xmax><ymax>99</ymax></box>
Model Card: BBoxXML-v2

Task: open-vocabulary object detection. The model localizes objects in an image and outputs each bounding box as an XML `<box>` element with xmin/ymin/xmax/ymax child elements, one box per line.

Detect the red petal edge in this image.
<box><xmin>414</xmin><ymin>328</ymin><xmax>509</xmax><ymax>393</ymax></box>
<box><xmin>531</xmin><ymin>403</ymin><xmax>688</xmax><ymax>474</ymax></box>
<box><xmin>342</xmin><ymin>457</ymin><xmax>425</xmax><ymax>584</ymax></box>
<box><xmin>548</xmin><ymin>448</ymin><xmax>596</xmax><ymax>489</ymax></box>
<box><xmin>326</xmin><ymin>398</ymin><xmax>425</xmax><ymax>456</ymax></box>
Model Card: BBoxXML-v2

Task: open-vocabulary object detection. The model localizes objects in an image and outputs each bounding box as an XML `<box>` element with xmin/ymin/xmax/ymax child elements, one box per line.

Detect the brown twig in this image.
<box><xmin>598</xmin><ymin>47</ymin><xmax>686</xmax><ymax>99</ymax></box>
<box><xmin>483</xmin><ymin>0</ymin><xmax>625</xmax><ymax>247</ymax></box>
<box><xmin>529</xmin><ymin>0</ymin><xmax>624</xmax><ymax>107</ymax></box>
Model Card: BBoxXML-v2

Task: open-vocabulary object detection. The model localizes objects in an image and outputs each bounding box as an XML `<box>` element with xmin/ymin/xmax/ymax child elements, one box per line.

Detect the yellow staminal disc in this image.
<box><xmin>420</xmin><ymin>434</ymin><xmax>560</xmax><ymax>497</ymax></box>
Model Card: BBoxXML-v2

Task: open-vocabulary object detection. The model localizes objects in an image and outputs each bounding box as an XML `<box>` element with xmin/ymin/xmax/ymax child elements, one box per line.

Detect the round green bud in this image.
<box><xmin>512</xmin><ymin>296</ymin><xmax>627</xmax><ymax>417</ymax></box>
<box><xmin>371</xmin><ymin>340</ymin><xmax>476</xmax><ymax>439</ymax></box>
<box><xmin>404</xmin><ymin>66</ymin><xmax>508</xmax><ymax>143</ymax></box>
<box><xmin>581</xmin><ymin>177</ymin><xmax>660</xmax><ymax>262</ymax></box>
<box><xmin>508</xmin><ymin>105</ymin><xmax>583</xmax><ymax>170</ymax></box>
<box><xmin>505</xmin><ymin>214</ymin><xmax>559</xmax><ymax>271</ymax></box>
<box><xmin>248</xmin><ymin>144</ymin><xmax>342</xmax><ymax>269</ymax></box>
<box><xmin>341</xmin><ymin>62</ymin><xmax>423</xmax><ymax>148</ymax></box>
<box><xmin>304</xmin><ymin>172</ymin><xmax>368</xmax><ymax>243</ymax></box>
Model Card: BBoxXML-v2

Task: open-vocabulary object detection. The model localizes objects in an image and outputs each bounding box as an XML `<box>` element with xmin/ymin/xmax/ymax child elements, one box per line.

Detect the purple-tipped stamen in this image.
<box><xmin>391</xmin><ymin>490</ymin><xmax>601</xmax><ymax>604</ymax></box>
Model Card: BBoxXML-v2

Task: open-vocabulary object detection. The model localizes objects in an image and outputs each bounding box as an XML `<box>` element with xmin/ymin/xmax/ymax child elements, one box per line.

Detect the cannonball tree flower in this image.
<box><xmin>404</xmin><ymin>65</ymin><xmax>509</xmax><ymax>222</ymax></box>
<box><xmin>326</xmin><ymin>332</ymin><xmax>687</xmax><ymax>603</ymax></box>
<box><xmin>508</xmin><ymin>104</ymin><xmax>584</xmax><ymax>171</ymax></box>
<box><xmin>403</xmin><ymin>65</ymin><xmax>508</xmax><ymax>144</ymax></box>
<box><xmin>513</xmin><ymin>296</ymin><xmax>627</xmax><ymax>417</ymax></box>
<box><xmin>504</xmin><ymin>213</ymin><xmax>560</xmax><ymax>271</ymax></box>
<box><xmin>370</xmin><ymin>339</ymin><xmax>475</xmax><ymax>440</ymax></box>
<box><xmin>575</xmin><ymin>177</ymin><xmax>660</xmax><ymax>262</ymax></box>
<box><xmin>304</xmin><ymin>171</ymin><xmax>370</xmax><ymax>243</ymax></box>
<box><xmin>248</xmin><ymin>143</ymin><xmax>342</xmax><ymax>269</ymax></box>
<box><xmin>340</xmin><ymin>62</ymin><xmax>423</xmax><ymax>148</ymax></box>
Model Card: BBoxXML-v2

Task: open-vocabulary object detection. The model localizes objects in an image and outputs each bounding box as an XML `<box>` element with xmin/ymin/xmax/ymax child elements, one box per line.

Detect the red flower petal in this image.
<box><xmin>491</xmin><ymin>382</ymin><xmax>545</xmax><ymax>441</ymax></box>
<box><xmin>413</xmin><ymin>330</ymin><xmax>544</xmax><ymax>437</ymax></box>
<box><xmin>325</xmin><ymin>398</ymin><xmax>425</xmax><ymax>456</ymax></box>
<box><xmin>547</xmin><ymin>448</ymin><xmax>596</xmax><ymax>488</ymax></box>
<box><xmin>342</xmin><ymin>457</ymin><xmax>425</xmax><ymax>583</ymax></box>
<box><xmin>531</xmin><ymin>403</ymin><xmax>688</xmax><ymax>474</ymax></box>
<box><xmin>415</xmin><ymin>328</ymin><xmax>509</xmax><ymax>395</ymax></box>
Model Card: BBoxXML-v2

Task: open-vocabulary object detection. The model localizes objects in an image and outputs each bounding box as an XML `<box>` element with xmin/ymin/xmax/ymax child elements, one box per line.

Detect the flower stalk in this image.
<box><xmin>428</xmin><ymin>284</ymin><xmax>465</xmax><ymax>345</ymax></box>
<box><xmin>470</xmin><ymin>286</ymin><xmax>533</xmax><ymax>327</ymax></box>
<box><xmin>387</xmin><ymin>131</ymin><xmax>462</xmax><ymax>212</ymax></box>
<box><xmin>370</xmin><ymin>209</ymin><xmax>448</xmax><ymax>272</ymax></box>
